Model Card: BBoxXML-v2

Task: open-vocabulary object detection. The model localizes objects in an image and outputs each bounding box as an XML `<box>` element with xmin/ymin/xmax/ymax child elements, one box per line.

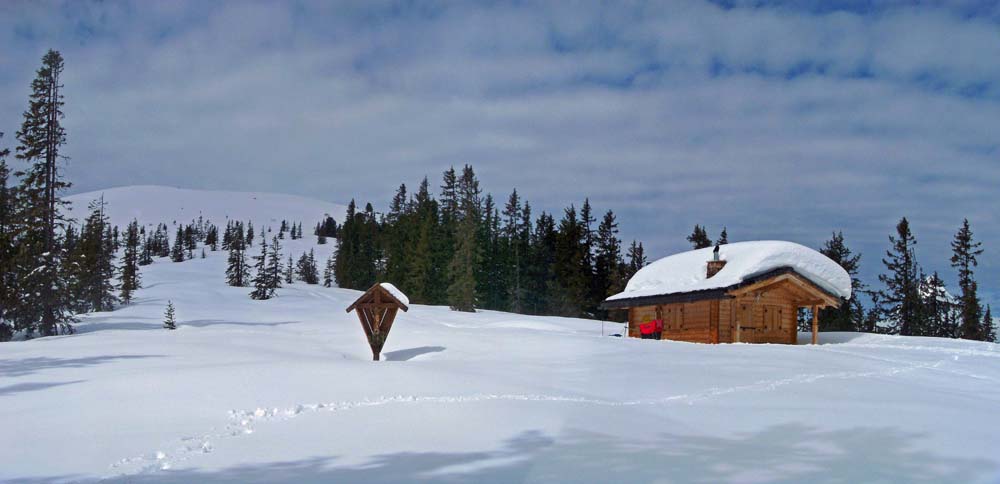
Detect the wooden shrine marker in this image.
<box><xmin>346</xmin><ymin>283</ymin><xmax>409</xmax><ymax>361</ymax></box>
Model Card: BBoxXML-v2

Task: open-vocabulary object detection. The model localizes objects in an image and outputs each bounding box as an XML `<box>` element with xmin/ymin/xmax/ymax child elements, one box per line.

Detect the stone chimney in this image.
<box><xmin>707</xmin><ymin>244</ymin><xmax>726</xmax><ymax>278</ymax></box>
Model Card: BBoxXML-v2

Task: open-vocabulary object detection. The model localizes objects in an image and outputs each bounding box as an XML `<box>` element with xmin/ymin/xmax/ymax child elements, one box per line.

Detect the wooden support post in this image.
<box><xmin>811</xmin><ymin>305</ymin><xmax>818</xmax><ymax>345</ymax></box>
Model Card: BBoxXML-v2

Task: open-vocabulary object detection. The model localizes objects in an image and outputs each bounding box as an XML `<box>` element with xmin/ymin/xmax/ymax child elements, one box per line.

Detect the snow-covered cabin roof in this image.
<box><xmin>605</xmin><ymin>241</ymin><xmax>851</xmax><ymax>305</ymax></box>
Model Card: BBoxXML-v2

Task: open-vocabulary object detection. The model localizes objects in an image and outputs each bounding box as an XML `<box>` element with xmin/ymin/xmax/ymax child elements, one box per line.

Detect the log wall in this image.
<box><xmin>626</xmin><ymin>283</ymin><xmax>802</xmax><ymax>345</ymax></box>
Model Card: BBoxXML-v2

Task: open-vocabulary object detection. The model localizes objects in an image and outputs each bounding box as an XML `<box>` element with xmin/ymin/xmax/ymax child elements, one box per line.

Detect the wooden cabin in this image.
<box><xmin>600</xmin><ymin>241</ymin><xmax>850</xmax><ymax>345</ymax></box>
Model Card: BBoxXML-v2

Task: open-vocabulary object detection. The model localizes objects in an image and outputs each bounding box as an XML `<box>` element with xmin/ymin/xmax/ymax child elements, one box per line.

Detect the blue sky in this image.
<box><xmin>1</xmin><ymin>0</ymin><xmax>997</xmax><ymax>308</ymax></box>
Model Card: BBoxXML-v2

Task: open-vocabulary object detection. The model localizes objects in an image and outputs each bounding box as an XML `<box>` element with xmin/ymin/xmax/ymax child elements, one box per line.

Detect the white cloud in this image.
<box><xmin>0</xmin><ymin>0</ymin><xmax>997</xmax><ymax>303</ymax></box>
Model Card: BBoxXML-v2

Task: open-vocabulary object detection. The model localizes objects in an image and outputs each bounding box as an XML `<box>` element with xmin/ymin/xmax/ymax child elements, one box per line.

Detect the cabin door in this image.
<box><xmin>736</xmin><ymin>302</ymin><xmax>759</xmax><ymax>343</ymax></box>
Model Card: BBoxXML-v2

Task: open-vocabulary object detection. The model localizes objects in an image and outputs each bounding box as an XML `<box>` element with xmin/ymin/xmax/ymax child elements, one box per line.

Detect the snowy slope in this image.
<box><xmin>65</xmin><ymin>185</ymin><xmax>348</xmax><ymax>230</ymax></box>
<box><xmin>1</xmin><ymin>189</ymin><xmax>999</xmax><ymax>483</ymax></box>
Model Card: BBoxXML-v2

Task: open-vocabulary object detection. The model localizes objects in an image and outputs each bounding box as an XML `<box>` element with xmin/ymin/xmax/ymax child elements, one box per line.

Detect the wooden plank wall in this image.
<box><xmin>627</xmin><ymin>285</ymin><xmax>802</xmax><ymax>344</ymax></box>
<box><xmin>730</xmin><ymin>287</ymin><xmax>798</xmax><ymax>344</ymax></box>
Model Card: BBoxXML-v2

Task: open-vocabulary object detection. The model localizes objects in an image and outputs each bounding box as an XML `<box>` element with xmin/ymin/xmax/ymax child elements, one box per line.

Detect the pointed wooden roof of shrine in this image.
<box><xmin>345</xmin><ymin>283</ymin><xmax>410</xmax><ymax>313</ymax></box>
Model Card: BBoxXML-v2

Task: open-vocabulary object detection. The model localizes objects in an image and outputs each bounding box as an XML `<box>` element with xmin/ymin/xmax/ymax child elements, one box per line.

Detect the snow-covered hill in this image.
<box><xmin>2</xmin><ymin>187</ymin><xmax>1000</xmax><ymax>483</ymax></box>
<box><xmin>66</xmin><ymin>185</ymin><xmax>347</xmax><ymax>230</ymax></box>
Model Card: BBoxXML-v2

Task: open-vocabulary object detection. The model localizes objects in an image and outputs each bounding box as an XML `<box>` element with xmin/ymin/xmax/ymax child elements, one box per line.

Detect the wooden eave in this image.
<box><xmin>600</xmin><ymin>267</ymin><xmax>844</xmax><ymax>310</ymax></box>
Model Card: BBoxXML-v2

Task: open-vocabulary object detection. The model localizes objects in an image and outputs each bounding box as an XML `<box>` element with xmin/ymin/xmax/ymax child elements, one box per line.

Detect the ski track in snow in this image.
<box><xmin>102</xmin><ymin>351</ymin><xmax>952</xmax><ymax>481</ymax></box>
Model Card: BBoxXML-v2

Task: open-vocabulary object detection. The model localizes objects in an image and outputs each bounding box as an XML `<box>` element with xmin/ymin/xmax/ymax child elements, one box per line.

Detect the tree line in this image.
<box><xmin>0</xmin><ymin>50</ymin><xmax>143</xmax><ymax>341</ymax></box>
<box><xmin>333</xmin><ymin>165</ymin><xmax>647</xmax><ymax>319</ymax></box>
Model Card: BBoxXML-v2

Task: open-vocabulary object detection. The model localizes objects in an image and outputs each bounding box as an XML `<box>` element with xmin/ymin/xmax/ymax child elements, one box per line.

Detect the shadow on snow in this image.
<box><xmin>0</xmin><ymin>354</ymin><xmax>164</xmax><ymax>378</ymax></box>
<box><xmin>383</xmin><ymin>346</ymin><xmax>446</xmax><ymax>361</ymax></box>
<box><xmin>35</xmin><ymin>423</ymin><xmax>992</xmax><ymax>484</ymax></box>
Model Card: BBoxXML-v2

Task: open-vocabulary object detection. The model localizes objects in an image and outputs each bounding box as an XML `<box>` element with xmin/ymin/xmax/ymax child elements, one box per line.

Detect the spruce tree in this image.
<box><xmin>624</xmin><ymin>241</ymin><xmax>647</xmax><ymax>281</ymax></box>
<box><xmin>879</xmin><ymin>217</ymin><xmax>922</xmax><ymax>335</ymax></box>
<box><xmin>384</xmin><ymin>183</ymin><xmax>411</xmax><ymax>289</ymax></box>
<box><xmin>448</xmin><ymin>213</ymin><xmax>478</xmax><ymax>312</ymax></box>
<box><xmin>246</xmin><ymin>221</ymin><xmax>254</xmax><ymax>247</ymax></box>
<box><xmin>171</xmin><ymin>226</ymin><xmax>186</xmax><ymax>262</ymax></box>
<box><xmin>119</xmin><ymin>219</ymin><xmax>142</xmax><ymax>305</ymax></box>
<box><xmin>687</xmin><ymin>225</ymin><xmax>712</xmax><ymax>249</ymax></box>
<box><xmin>983</xmin><ymin>305</ymin><xmax>995</xmax><ymax>343</ymax></box>
<box><xmin>446</xmin><ymin>166</ymin><xmax>481</xmax><ymax>312</ymax></box>
<box><xmin>300</xmin><ymin>249</ymin><xmax>319</xmax><ymax>284</ymax></box>
<box><xmin>334</xmin><ymin>200</ymin><xmax>357</xmax><ymax>288</ymax></box>
<box><xmin>138</xmin><ymin>234</ymin><xmax>154</xmax><ymax>266</ymax></box>
<box><xmin>818</xmin><ymin>232</ymin><xmax>864</xmax><ymax>332</ymax></box>
<box><xmin>921</xmin><ymin>272</ymin><xmax>957</xmax><ymax>338</ymax></box>
<box><xmin>593</xmin><ymin>209</ymin><xmax>624</xmax><ymax>319</ymax></box>
<box><xmin>950</xmin><ymin>219</ymin><xmax>984</xmax><ymax>340</ymax></box>
<box><xmin>550</xmin><ymin>205</ymin><xmax>588</xmax><ymax>317</ymax></box>
<box><xmin>502</xmin><ymin>189</ymin><xmax>524</xmax><ymax>313</ymax></box>
<box><xmin>0</xmin><ymin>134</ymin><xmax>13</xmax><ymax>341</ymax></box>
<box><xmin>249</xmin><ymin>234</ymin><xmax>271</xmax><ymax>300</ymax></box>
<box><xmin>184</xmin><ymin>224</ymin><xmax>196</xmax><ymax>259</ymax></box>
<box><xmin>405</xmin><ymin>178</ymin><xmax>437</xmax><ymax>303</ymax></box>
<box><xmin>12</xmin><ymin>49</ymin><xmax>74</xmax><ymax>337</ymax></box>
<box><xmin>225</xmin><ymin>227</ymin><xmax>250</xmax><ymax>287</ymax></box>
<box><xmin>285</xmin><ymin>254</ymin><xmax>295</xmax><ymax>284</ymax></box>
<box><xmin>323</xmin><ymin>254</ymin><xmax>335</xmax><ymax>288</ymax></box>
<box><xmin>163</xmin><ymin>301</ymin><xmax>177</xmax><ymax>330</ymax></box>
<box><xmin>526</xmin><ymin>211</ymin><xmax>557</xmax><ymax>315</ymax></box>
<box><xmin>267</xmin><ymin>235</ymin><xmax>283</xmax><ymax>294</ymax></box>
<box><xmin>75</xmin><ymin>197</ymin><xmax>117</xmax><ymax>312</ymax></box>
<box><xmin>717</xmin><ymin>227</ymin><xmax>729</xmax><ymax>245</ymax></box>
<box><xmin>205</xmin><ymin>224</ymin><xmax>218</xmax><ymax>251</ymax></box>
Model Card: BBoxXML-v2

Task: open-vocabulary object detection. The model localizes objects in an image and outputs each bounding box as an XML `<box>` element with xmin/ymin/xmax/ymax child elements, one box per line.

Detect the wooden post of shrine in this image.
<box><xmin>346</xmin><ymin>283</ymin><xmax>409</xmax><ymax>361</ymax></box>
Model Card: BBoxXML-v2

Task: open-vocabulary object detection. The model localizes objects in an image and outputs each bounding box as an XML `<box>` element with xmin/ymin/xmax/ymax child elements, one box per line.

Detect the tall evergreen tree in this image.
<box><xmin>717</xmin><ymin>227</ymin><xmax>729</xmax><ymax>245</ymax></box>
<box><xmin>593</xmin><ymin>209</ymin><xmax>624</xmax><ymax>320</ymax></box>
<box><xmin>525</xmin><ymin>211</ymin><xmax>556</xmax><ymax>315</ymax></box>
<box><xmin>687</xmin><ymin>225</ymin><xmax>712</xmax><ymax>249</ymax></box>
<box><xmin>225</xmin><ymin>227</ymin><xmax>250</xmax><ymax>287</ymax></box>
<box><xmin>249</xmin><ymin>234</ymin><xmax>272</xmax><ymax>300</ymax></box>
<box><xmin>73</xmin><ymin>197</ymin><xmax>117</xmax><ymax>312</ymax></box>
<box><xmin>879</xmin><ymin>217</ymin><xmax>922</xmax><ymax>335</ymax></box>
<box><xmin>246</xmin><ymin>221</ymin><xmax>254</xmax><ymax>247</ymax></box>
<box><xmin>119</xmin><ymin>219</ymin><xmax>142</xmax><ymax>305</ymax></box>
<box><xmin>447</xmin><ymin>166</ymin><xmax>480</xmax><ymax>312</ymax></box>
<box><xmin>0</xmin><ymin>133</ymin><xmax>14</xmax><ymax>341</ymax></box>
<box><xmin>170</xmin><ymin>226</ymin><xmax>186</xmax><ymax>262</ymax></box>
<box><xmin>323</xmin><ymin>254</ymin><xmax>335</xmax><ymax>287</ymax></box>
<box><xmin>950</xmin><ymin>219</ymin><xmax>984</xmax><ymax>340</ymax></box>
<box><xmin>983</xmin><ymin>305</ymin><xmax>995</xmax><ymax>343</ymax></box>
<box><xmin>183</xmin><ymin>224</ymin><xmax>196</xmax><ymax>259</ymax></box>
<box><xmin>623</xmin><ymin>241</ymin><xmax>647</xmax><ymax>282</ymax></box>
<box><xmin>12</xmin><ymin>49</ymin><xmax>74</xmax><ymax>337</ymax></box>
<box><xmin>298</xmin><ymin>249</ymin><xmax>320</xmax><ymax>284</ymax></box>
<box><xmin>268</xmin><ymin>235</ymin><xmax>283</xmax><ymax>294</ymax></box>
<box><xmin>0</xmin><ymin>132</ymin><xmax>16</xmax><ymax>342</ymax></box>
<box><xmin>502</xmin><ymin>189</ymin><xmax>526</xmax><ymax>313</ymax></box>
<box><xmin>818</xmin><ymin>232</ymin><xmax>864</xmax><ymax>332</ymax></box>
<box><xmin>404</xmin><ymin>178</ymin><xmax>437</xmax><ymax>303</ymax></box>
<box><xmin>921</xmin><ymin>272</ymin><xmax>958</xmax><ymax>338</ymax></box>
<box><xmin>285</xmin><ymin>254</ymin><xmax>295</xmax><ymax>284</ymax></box>
<box><xmin>549</xmin><ymin>205</ymin><xmax>589</xmax><ymax>317</ymax></box>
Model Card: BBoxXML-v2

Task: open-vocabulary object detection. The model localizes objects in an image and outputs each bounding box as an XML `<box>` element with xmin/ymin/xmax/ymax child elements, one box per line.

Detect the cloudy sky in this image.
<box><xmin>1</xmin><ymin>0</ymin><xmax>997</xmax><ymax>306</ymax></box>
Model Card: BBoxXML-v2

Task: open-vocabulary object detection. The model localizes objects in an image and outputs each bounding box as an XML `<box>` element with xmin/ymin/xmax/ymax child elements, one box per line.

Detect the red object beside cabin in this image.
<box><xmin>654</xmin><ymin>319</ymin><xmax>663</xmax><ymax>333</ymax></box>
<box><xmin>639</xmin><ymin>321</ymin><xmax>656</xmax><ymax>335</ymax></box>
